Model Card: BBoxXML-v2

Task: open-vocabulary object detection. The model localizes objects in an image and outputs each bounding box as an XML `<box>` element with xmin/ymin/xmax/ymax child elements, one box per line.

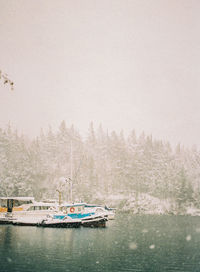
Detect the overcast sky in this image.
<box><xmin>0</xmin><ymin>0</ymin><xmax>200</xmax><ymax>148</ymax></box>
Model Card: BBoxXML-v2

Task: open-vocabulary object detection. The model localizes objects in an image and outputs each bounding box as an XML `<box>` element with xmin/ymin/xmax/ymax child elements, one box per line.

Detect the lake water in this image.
<box><xmin>1</xmin><ymin>214</ymin><xmax>200</xmax><ymax>272</ymax></box>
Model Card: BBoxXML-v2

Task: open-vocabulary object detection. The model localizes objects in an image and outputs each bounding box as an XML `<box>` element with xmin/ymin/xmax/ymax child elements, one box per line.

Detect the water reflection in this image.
<box><xmin>1</xmin><ymin>215</ymin><xmax>200</xmax><ymax>271</ymax></box>
<box><xmin>1</xmin><ymin>225</ymin><xmax>12</xmax><ymax>248</ymax></box>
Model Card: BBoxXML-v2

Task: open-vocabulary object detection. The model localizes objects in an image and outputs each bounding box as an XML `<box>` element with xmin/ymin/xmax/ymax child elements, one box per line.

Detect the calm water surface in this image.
<box><xmin>1</xmin><ymin>214</ymin><xmax>200</xmax><ymax>272</ymax></box>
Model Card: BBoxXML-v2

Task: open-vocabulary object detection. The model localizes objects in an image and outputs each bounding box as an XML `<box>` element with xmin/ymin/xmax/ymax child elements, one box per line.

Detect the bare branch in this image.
<box><xmin>0</xmin><ymin>70</ymin><xmax>14</xmax><ymax>90</ymax></box>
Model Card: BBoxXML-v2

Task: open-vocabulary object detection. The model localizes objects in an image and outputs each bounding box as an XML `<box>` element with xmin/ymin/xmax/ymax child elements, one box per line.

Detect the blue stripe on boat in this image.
<box><xmin>53</xmin><ymin>212</ymin><xmax>95</xmax><ymax>220</ymax></box>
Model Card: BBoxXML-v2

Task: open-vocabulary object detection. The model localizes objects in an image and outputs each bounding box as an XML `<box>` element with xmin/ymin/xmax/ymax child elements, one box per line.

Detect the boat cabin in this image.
<box><xmin>61</xmin><ymin>203</ymin><xmax>85</xmax><ymax>214</ymax></box>
<box><xmin>26</xmin><ymin>202</ymin><xmax>58</xmax><ymax>212</ymax></box>
<box><xmin>53</xmin><ymin>203</ymin><xmax>94</xmax><ymax>219</ymax></box>
<box><xmin>0</xmin><ymin>197</ymin><xmax>34</xmax><ymax>212</ymax></box>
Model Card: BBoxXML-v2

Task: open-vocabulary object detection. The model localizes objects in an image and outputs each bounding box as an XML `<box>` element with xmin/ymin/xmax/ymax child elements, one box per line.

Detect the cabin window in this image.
<box><xmin>27</xmin><ymin>206</ymin><xmax>34</xmax><ymax>211</ymax></box>
<box><xmin>0</xmin><ymin>199</ymin><xmax>7</xmax><ymax>207</ymax></box>
<box><xmin>14</xmin><ymin>200</ymin><xmax>20</xmax><ymax>207</ymax></box>
<box><xmin>14</xmin><ymin>200</ymin><xmax>33</xmax><ymax>206</ymax></box>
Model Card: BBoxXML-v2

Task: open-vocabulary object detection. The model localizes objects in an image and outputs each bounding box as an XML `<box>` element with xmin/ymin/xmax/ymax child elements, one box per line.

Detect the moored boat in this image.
<box><xmin>55</xmin><ymin>203</ymin><xmax>108</xmax><ymax>227</ymax></box>
<box><xmin>13</xmin><ymin>201</ymin><xmax>58</xmax><ymax>218</ymax></box>
<box><xmin>54</xmin><ymin>203</ymin><xmax>94</xmax><ymax>220</ymax></box>
<box><xmin>84</xmin><ymin>204</ymin><xmax>116</xmax><ymax>220</ymax></box>
<box><xmin>0</xmin><ymin>197</ymin><xmax>111</xmax><ymax>228</ymax></box>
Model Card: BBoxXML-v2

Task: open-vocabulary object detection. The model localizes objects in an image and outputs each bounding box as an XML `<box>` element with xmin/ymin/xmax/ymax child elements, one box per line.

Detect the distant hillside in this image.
<box><xmin>0</xmin><ymin>121</ymin><xmax>200</xmax><ymax>215</ymax></box>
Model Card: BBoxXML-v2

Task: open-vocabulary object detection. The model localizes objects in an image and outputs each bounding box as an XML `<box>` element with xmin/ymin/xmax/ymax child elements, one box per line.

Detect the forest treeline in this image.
<box><xmin>0</xmin><ymin>121</ymin><xmax>200</xmax><ymax>212</ymax></box>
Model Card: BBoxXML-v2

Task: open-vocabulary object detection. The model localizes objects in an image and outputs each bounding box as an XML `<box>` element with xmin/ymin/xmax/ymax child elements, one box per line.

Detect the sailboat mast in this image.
<box><xmin>70</xmin><ymin>139</ymin><xmax>73</xmax><ymax>202</ymax></box>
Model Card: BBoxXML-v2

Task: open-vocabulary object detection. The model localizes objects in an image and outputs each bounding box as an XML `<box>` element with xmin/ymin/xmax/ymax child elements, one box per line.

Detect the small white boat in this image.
<box><xmin>12</xmin><ymin>201</ymin><xmax>58</xmax><ymax>220</ymax></box>
<box><xmin>55</xmin><ymin>203</ymin><xmax>109</xmax><ymax>227</ymax></box>
<box><xmin>0</xmin><ymin>197</ymin><xmax>58</xmax><ymax>221</ymax></box>
<box><xmin>84</xmin><ymin>204</ymin><xmax>116</xmax><ymax>220</ymax></box>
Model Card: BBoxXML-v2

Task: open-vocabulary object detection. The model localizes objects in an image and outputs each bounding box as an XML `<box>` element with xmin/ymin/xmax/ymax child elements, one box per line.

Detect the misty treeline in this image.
<box><xmin>0</xmin><ymin>121</ymin><xmax>200</xmax><ymax>212</ymax></box>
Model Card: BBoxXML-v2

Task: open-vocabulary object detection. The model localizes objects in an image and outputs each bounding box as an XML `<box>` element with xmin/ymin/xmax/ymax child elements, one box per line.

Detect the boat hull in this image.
<box><xmin>38</xmin><ymin>218</ymin><xmax>81</xmax><ymax>228</ymax></box>
<box><xmin>38</xmin><ymin>222</ymin><xmax>81</xmax><ymax>228</ymax></box>
<box><xmin>12</xmin><ymin>221</ymin><xmax>38</xmax><ymax>226</ymax></box>
<box><xmin>0</xmin><ymin>218</ymin><xmax>13</xmax><ymax>225</ymax></box>
<box><xmin>81</xmin><ymin>216</ymin><xmax>107</xmax><ymax>228</ymax></box>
